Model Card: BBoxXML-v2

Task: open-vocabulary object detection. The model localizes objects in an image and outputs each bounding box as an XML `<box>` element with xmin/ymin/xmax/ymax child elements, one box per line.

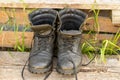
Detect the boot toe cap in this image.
<box><xmin>58</xmin><ymin>55</ymin><xmax>82</xmax><ymax>70</ymax></box>
<box><xmin>29</xmin><ymin>55</ymin><xmax>51</xmax><ymax>69</ymax></box>
<box><xmin>30</xmin><ymin>61</ymin><xmax>50</xmax><ymax>69</ymax></box>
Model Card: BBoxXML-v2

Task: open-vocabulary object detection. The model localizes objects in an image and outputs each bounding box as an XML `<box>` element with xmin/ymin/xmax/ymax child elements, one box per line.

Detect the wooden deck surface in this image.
<box><xmin>0</xmin><ymin>51</ymin><xmax>120</xmax><ymax>80</ymax></box>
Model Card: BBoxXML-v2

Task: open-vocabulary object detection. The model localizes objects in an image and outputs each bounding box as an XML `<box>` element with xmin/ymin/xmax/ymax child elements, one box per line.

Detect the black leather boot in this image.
<box><xmin>28</xmin><ymin>8</ymin><xmax>57</xmax><ymax>73</ymax></box>
<box><xmin>57</xmin><ymin>8</ymin><xmax>87</xmax><ymax>74</ymax></box>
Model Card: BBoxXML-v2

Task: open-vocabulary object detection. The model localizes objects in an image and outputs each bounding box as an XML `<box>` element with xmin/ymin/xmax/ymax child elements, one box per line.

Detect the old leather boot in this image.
<box><xmin>28</xmin><ymin>8</ymin><xmax>57</xmax><ymax>73</ymax></box>
<box><xmin>57</xmin><ymin>9</ymin><xmax>87</xmax><ymax>74</ymax></box>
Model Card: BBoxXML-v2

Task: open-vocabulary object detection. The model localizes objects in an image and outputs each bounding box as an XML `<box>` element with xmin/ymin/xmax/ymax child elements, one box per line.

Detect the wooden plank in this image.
<box><xmin>82</xmin><ymin>34</ymin><xmax>114</xmax><ymax>41</ymax></box>
<box><xmin>0</xmin><ymin>0</ymin><xmax>120</xmax><ymax>4</ymax></box>
<box><xmin>0</xmin><ymin>0</ymin><xmax>120</xmax><ymax>9</ymax></box>
<box><xmin>0</xmin><ymin>31</ymin><xmax>115</xmax><ymax>48</ymax></box>
<box><xmin>114</xmin><ymin>24</ymin><xmax>120</xmax><ymax>27</ymax></box>
<box><xmin>1</xmin><ymin>0</ymin><xmax>120</xmax><ymax>4</ymax></box>
<box><xmin>83</xmin><ymin>17</ymin><xmax>119</xmax><ymax>33</ymax></box>
<box><xmin>0</xmin><ymin>51</ymin><xmax>120</xmax><ymax>80</ymax></box>
<box><xmin>112</xmin><ymin>16</ymin><xmax>120</xmax><ymax>24</ymax></box>
<box><xmin>112</xmin><ymin>10</ymin><xmax>120</xmax><ymax>16</ymax></box>
<box><xmin>0</xmin><ymin>10</ymin><xmax>30</xmax><ymax>25</ymax></box>
<box><xmin>112</xmin><ymin>10</ymin><xmax>120</xmax><ymax>24</ymax></box>
<box><xmin>0</xmin><ymin>9</ymin><xmax>119</xmax><ymax>33</ymax></box>
<box><xmin>0</xmin><ymin>66</ymin><xmax>120</xmax><ymax>80</ymax></box>
<box><xmin>0</xmin><ymin>0</ymin><xmax>120</xmax><ymax>24</ymax></box>
<box><xmin>0</xmin><ymin>31</ymin><xmax>33</xmax><ymax>48</ymax></box>
<box><xmin>0</xmin><ymin>51</ymin><xmax>120</xmax><ymax>68</ymax></box>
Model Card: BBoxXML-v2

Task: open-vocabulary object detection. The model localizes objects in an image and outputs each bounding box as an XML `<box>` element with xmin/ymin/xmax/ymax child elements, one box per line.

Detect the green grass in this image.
<box><xmin>0</xmin><ymin>7</ymin><xmax>30</xmax><ymax>52</ymax></box>
<box><xmin>81</xmin><ymin>0</ymin><xmax>120</xmax><ymax>62</ymax></box>
<box><xmin>14</xmin><ymin>25</ymin><xmax>29</xmax><ymax>52</ymax></box>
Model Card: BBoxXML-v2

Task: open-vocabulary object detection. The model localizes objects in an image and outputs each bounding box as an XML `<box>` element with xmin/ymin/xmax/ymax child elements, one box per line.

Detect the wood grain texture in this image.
<box><xmin>112</xmin><ymin>10</ymin><xmax>120</xmax><ymax>24</ymax></box>
<box><xmin>0</xmin><ymin>31</ymin><xmax>33</xmax><ymax>48</ymax></box>
<box><xmin>0</xmin><ymin>10</ymin><xmax>30</xmax><ymax>25</ymax></box>
<box><xmin>0</xmin><ymin>9</ymin><xmax>119</xmax><ymax>33</ymax></box>
<box><xmin>0</xmin><ymin>51</ymin><xmax>120</xmax><ymax>80</ymax></box>
<box><xmin>0</xmin><ymin>0</ymin><xmax>120</xmax><ymax>24</ymax></box>
<box><xmin>83</xmin><ymin>17</ymin><xmax>119</xmax><ymax>33</ymax></box>
<box><xmin>0</xmin><ymin>31</ymin><xmax>115</xmax><ymax>48</ymax></box>
<box><xmin>0</xmin><ymin>0</ymin><xmax>120</xmax><ymax>9</ymax></box>
<box><xmin>0</xmin><ymin>10</ymin><xmax>119</xmax><ymax>48</ymax></box>
<box><xmin>112</xmin><ymin>10</ymin><xmax>120</xmax><ymax>16</ymax></box>
<box><xmin>112</xmin><ymin>16</ymin><xmax>120</xmax><ymax>24</ymax></box>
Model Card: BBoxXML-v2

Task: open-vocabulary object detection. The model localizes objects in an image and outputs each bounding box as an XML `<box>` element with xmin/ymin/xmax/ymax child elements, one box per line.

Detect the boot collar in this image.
<box><xmin>31</xmin><ymin>24</ymin><xmax>54</xmax><ymax>32</ymax></box>
<box><xmin>59</xmin><ymin>30</ymin><xmax>81</xmax><ymax>38</ymax></box>
<box><xmin>32</xmin><ymin>24</ymin><xmax>55</xmax><ymax>38</ymax></box>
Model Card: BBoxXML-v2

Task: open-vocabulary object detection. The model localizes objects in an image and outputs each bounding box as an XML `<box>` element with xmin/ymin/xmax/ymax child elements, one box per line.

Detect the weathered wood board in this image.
<box><xmin>0</xmin><ymin>9</ymin><xmax>119</xmax><ymax>32</ymax></box>
<box><xmin>83</xmin><ymin>17</ymin><xmax>119</xmax><ymax>33</ymax></box>
<box><xmin>0</xmin><ymin>16</ymin><xmax>119</xmax><ymax>48</ymax></box>
<box><xmin>0</xmin><ymin>31</ymin><xmax>115</xmax><ymax>48</ymax></box>
<box><xmin>0</xmin><ymin>31</ymin><xmax>33</xmax><ymax>48</ymax></box>
<box><xmin>0</xmin><ymin>51</ymin><xmax>120</xmax><ymax>80</ymax></box>
<box><xmin>0</xmin><ymin>0</ymin><xmax>120</xmax><ymax>24</ymax></box>
<box><xmin>0</xmin><ymin>2</ymin><xmax>119</xmax><ymax>48</ymax></box>
<box><xmin>112</xmin><ymin>10</ymin><xmax>120</xmax><ymax>24</ymax></box>
<box><xmin>0</xmin><ymin>10</ymin><xmax>30</xmax><ymax>25</ymax></box>
<box><xmin>0</xmin><ymin>0</ymin><xmax>120</xmax><ymax>9</ymax></box>
<box><xmin>0</xmin><ymin>6</ymin><xmax>120</xmax><ymax>31</ymax></box>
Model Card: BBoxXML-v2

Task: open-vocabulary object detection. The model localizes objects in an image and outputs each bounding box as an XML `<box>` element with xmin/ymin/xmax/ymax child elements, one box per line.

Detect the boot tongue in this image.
<box><xmin>60</xmin><ymin>30</ymin><xmax>81</xmax><ymax>37</ymax></box>
<box><xmin>31</xmin><ymin>24</ymin><xmax>53</xmax><ymax>35</ymax></box>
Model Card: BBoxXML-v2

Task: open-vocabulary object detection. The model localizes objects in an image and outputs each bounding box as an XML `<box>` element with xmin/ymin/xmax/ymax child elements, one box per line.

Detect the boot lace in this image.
<box><xmin>60</xmin><ymin>36</ymin><xmax>96</xmax><ymax>80</ymax></box>
<box><xmin>21</xmin><ymin>34</ymin><xmax>96</xmax><ymax>80</ymax></box>
<box><xmin>21</xmin><ymin>31</ymin><xmax>54</xmax><ymax>80</ymax></box>
<box><xmin>60</xmin><ymin>36</ymin><xmax>82</xmax><ymax>57</ymax></box>
<box><xmin>37</xmin><ymin>34</ymin><xmax>49</xmax><ymax>51</ymax></box>
<box><xmin>60</xmin><ymin>36</ymin><xmax>79</xmax><ymax>80</ymax></box>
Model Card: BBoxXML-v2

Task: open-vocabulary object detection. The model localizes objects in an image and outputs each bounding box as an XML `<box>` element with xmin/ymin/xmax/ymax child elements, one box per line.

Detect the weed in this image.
<box><xmin>81</xmin><ymin>0</ymin><xmax>120</xmax><ymax>62</ymax></box>
<box><xmin>19</xmin><ymin>0</ymin><xmax>28</xmax><ymax>11</ymax></box>
<box><xmin>14</xmin><ymin>26</ymin><xmax>28</xmax><ymax>52</ymax></box>
<box><xmin>0</xmin><ymin>7</ymin><xmax>30</xmax><ymax>52</ymax></box>
<box><xmin>0</xmin><ymin>24</ymin><xmax>4</xmax><ymax>33</ymax></box>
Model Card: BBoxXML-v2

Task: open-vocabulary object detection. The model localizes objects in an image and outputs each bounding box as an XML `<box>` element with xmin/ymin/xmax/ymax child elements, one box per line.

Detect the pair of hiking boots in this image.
<box><xmin>28</xmin><ymin>8</ymin><xmax>87</xmax><ymax>75</ymax></box>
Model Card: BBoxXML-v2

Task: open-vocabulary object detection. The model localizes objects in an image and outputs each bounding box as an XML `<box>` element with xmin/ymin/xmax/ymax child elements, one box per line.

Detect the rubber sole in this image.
<box><xmin>28</xmin><ymin>65</ymin><xmax>52</xmax><ymax>74</ymax></box>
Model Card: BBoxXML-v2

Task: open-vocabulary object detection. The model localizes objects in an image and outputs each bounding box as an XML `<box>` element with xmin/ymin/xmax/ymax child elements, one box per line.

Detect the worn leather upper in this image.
<box><xmin>58</xmin><ymin>31</ymin><xmax>82</xmax><ymax>69</ymax></box>
<box><xmin>57</xmin><ymin>8</ymin><xmax>87</xmax><ymax>73</ymax></box>
<box><xmin>28</xmin><ymin>9</ymin><xmax>57</xmax><ymax>71</ymax></box>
